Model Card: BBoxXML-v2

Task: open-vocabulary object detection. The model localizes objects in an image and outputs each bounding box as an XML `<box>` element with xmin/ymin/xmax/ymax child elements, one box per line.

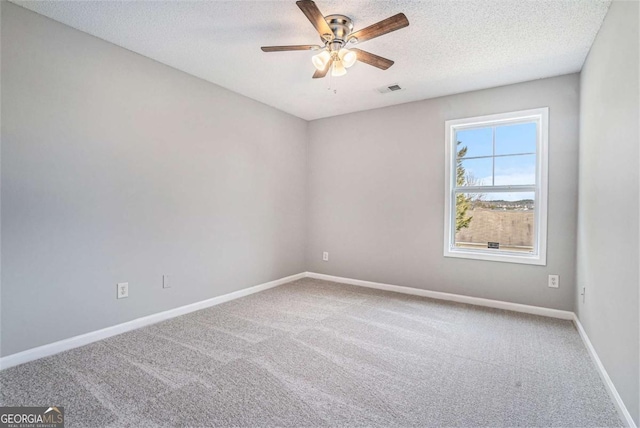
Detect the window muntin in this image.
<box><xmin>444</xmin><ymin>108</ymin><xmax>548</xmax><ymax>265</ymax></box>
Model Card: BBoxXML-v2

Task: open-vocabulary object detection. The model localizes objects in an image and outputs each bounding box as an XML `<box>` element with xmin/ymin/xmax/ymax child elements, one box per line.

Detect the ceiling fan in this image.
<box><xmin>261</xmin><ymin>0</ymin><xmax>409</xmax><ymax>78</ymax></box>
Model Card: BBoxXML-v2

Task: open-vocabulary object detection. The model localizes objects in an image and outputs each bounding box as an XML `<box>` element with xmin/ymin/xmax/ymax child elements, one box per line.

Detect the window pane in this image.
<box><xmin>495</xmin><ymin>122</ymin><xmax>536</xmax><ymax>155</ymax></box>
<box><xmin>454</xmin><ymin>192</ymin><xmax>535</xmax><ymax>253</ymax></box>
<box><xmin>494</xmin><ymin>154</ymin><xmax>536</xmax><ymax>186</ymax></box>
<box><xmin>455</xmin><ymin>127</ymin><xmax>492</xmax><ymax>158</ymax></box>
<box><xmin>458</xmin><ymin>158</ymin><xmax>492</xmax><ymax>186</ymax></box>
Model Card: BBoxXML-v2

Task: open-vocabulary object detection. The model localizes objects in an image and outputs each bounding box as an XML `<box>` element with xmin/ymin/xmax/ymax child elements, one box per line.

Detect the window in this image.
<box><xmin>443</xmin><ymin>108</ymin><xmax>549</xmax><ymax>265</ymax></box>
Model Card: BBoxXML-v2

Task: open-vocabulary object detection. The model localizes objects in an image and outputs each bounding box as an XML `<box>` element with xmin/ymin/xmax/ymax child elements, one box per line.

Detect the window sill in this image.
<box><xmin>444</xmin><ymin>248</ymin><xmax>546</xmax><ymax>266</ymax></box>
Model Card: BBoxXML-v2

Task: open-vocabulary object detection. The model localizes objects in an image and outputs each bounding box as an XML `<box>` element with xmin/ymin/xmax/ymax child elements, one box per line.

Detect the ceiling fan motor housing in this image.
<box><xmin>323</xmin><ymin>14</ymin><xmax>353</xmax><ymax>48</ymax></box>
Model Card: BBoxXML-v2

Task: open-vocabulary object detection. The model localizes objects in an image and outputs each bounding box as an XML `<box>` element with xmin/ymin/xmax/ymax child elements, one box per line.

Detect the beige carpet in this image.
<box><xmin>0</xmin><ymin>278</ymin><xmax>622</xmax><ymax>427</ymax></box>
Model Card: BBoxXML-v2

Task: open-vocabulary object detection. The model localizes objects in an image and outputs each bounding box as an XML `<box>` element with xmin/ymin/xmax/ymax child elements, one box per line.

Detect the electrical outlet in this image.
<box><xmin>163</xmin><ymin>274</ymin><xmax>170</xmax><ymax>289</ymax></box>
<box><xmin>548</xmin><ymin>275</ymin><xmax>559</xmax><ymax>288</ymax></box>
<box><xmin>117</xmin><ymin>282</ymin><xmax>129</xmax><ymax>299</ymax></box>
<box><xmin>322</xmin><ymin>251</ymin><xmax>329</xmax><ymax>262</ymax></box>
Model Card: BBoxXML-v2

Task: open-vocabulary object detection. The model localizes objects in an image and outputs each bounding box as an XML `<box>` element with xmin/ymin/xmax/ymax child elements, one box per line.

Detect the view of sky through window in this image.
<box><xmin>456</xmin><ymin>122</ymin><xmax>537</xmax><ymax>198</ymax></box>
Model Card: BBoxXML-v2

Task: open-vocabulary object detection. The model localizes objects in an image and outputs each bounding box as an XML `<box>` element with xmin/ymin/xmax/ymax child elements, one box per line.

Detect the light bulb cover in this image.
<box><xmin>312</xmin><ymin>50</ymin><xmax>331</xmax><ymax>71</ymax></box>
<box><xmin>339</xmin><ymin>48</ymin><xmax>357</xmax><ymax>68</ymax></box>
<box><xmin>332</xmin><ymin>60</ymin><xmax>347</xmax><ymax>77</ymax></box>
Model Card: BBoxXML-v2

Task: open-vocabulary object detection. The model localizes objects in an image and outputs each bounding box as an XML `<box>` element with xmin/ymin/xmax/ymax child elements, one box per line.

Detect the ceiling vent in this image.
<box><xmin>377</xmin><ymin>84</ymin><xmax>404</xmax><ymax>94</ymax></box>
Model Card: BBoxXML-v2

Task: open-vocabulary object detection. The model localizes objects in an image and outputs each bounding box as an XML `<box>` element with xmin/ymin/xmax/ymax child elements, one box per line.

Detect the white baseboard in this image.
<box><xmin>573</xmin><ymin>315</ymin><xmax>637</xmax><ymax>428</ymax></box>
<box><xmin>305</xmin><ymin>272</ymin><xmax>574</xmax><ymax>320</ymax></box>
<box><xmin>0</xmin><ymin>272</ymin><xmax>306</xmax><ymax>371</ymax></box>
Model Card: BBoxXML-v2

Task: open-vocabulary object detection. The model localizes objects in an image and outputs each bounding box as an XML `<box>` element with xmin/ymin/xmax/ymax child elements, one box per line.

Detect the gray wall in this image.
<box><xmin>1</xmin><ymin>2</ymin><xmax>307</xmax><ymax>357</ymax></box>
<box><xmin>307</xmin><ymin>74</ymin><xmax>580</xmax><ymax>311</ymax></box>
<box><xmin>576</xmin><ymin>0</ymin><xmax>640</xmax><ymax>424</ymax></box>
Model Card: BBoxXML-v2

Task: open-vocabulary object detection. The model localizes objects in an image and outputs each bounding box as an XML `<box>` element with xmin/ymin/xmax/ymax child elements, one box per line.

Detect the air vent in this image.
<box><xmin>377</xmin><ymin>83</ymin><xmax>404</xmax><ymax>94</ymax></box>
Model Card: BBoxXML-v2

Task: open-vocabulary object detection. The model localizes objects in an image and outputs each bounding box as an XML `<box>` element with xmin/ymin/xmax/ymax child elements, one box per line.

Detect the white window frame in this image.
<box><xmin>443</xmin><ymin>108</ymin><xmax>549</xmax><ymax>265</ymax></box>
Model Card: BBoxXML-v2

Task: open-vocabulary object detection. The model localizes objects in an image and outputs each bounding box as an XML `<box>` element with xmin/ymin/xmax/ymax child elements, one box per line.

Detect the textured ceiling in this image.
<box><xmin>12</xmin><ymin>0</ymin><xmax>610</xmax><ymax>120</ymax></box>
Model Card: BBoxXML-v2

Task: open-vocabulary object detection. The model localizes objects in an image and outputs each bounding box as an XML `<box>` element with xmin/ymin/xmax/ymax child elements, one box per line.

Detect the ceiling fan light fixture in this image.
<box><xmin>331</xmin><ymin>60</ymin><xmax>347</xmax><ymax>77</ymax></box>
<box><xmin>262</xmin><ymin>1</ymin><xmax>410</xmax><ymax>79</ymax></box>
<box><xmin>339</xmin><ymin>48</ymin><xmax>357</xmax><ymax>68</ymax></box>
<box><xmin>312</xmin><ymin>50</ymin><xmax>331</xmax><ymax>71</ymax></box>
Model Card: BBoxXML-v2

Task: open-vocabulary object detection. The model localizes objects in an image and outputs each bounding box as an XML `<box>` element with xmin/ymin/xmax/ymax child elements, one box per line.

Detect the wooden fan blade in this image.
<box><xmin>351</xmin><ymin>48</ymin><xmax>394</xmax><ymax>70</ymax></box>
<box><xmin>296</xmin><ymin>0</ymin><xmax>334</xmax><ymax>40</ymax></box>
<box><xmin>312</xmin><ymin>59</ymin><xmax>333</xmax><ymax>79</ymax></box>
<box><xmin>348</xmin><ymin>13</ymin><xmax>409</xmax><ymax>44</ymax></box>
<box><xmin>261</xmin><ymin>45</ymin><xmax>320</xmax><ymax>52</ymax></box>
